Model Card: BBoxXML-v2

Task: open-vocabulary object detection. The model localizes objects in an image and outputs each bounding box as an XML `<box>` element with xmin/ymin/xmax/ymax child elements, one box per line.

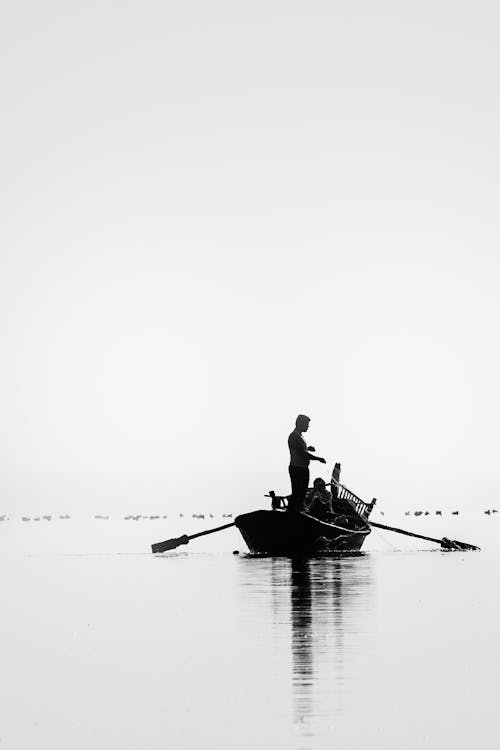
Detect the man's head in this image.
<box><xmin>295</xmin><ymin>414</ymin><xmax>310</xmax><ymax>432</ymax></box>
<box><xmin>313</xmin><ymin>477</ymin><xmax>326</xmax><ymax>489</ymax></box>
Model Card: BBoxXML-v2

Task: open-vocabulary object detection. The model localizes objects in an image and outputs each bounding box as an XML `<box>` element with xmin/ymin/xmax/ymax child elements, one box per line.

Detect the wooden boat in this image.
<box><xmin>234</xmin><ymin>466</ymin><xmax>376</xmax><ymax>555</ymax></box>
<box><xmin>151</xmin><ymin>463</ymin><xmax>479</xmax><ymax>554</ymax></box>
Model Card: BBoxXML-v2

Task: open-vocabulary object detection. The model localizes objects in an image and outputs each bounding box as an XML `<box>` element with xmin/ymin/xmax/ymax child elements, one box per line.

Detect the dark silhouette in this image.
<box><xmin>288</xmin><ymin>415</ymin><xmax>326</xmax><ymax>512</ymax></box>
<box><xmin>370</xmin><ymin>519</ymin><xmax>479</xmax><ymax>550</ymax></box>
<box><xmin>304</xmin><ymin>477</ymin><xmax>334</xmax><ymax>521</ymax></box>
<box><xmin>151</xmin><ymin>520</ymin><xmax>235</xmax><ymax>553</ymax></box>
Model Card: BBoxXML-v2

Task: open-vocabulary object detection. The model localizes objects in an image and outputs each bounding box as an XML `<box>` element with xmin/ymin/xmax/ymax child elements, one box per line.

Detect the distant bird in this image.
<box><xmin>179</xmin><ymin>513</ymin><xmax>184</xmax><ymax>518</ymax></box>
<box><xmin>0</xmin><ymin>515</ymin><xmax>6</xmax><ymax>522</ymax></box>
<box><xmin>34</xmin><ymin>517</ymin><xmax>40</xmax><ymax>521</ymax></box>
<box><xmin>493</xmin><ymin>509</ymin><xmax>498</xmax><ymax>514</ymax></box>
<box><xmin>222</xmin><ymin>513</ymin><xmax>233</xmax><ymax>518</ymax></box>
<box><xmin>149</xmin><ymin>515</ymin><xmax>160</xmax><ymax>520</ymax></box>
<box><xmin>43</xmin><ymin>515</ymin><xmax>52</xmax><ymax>521</ymax></box>
<box><xmin>435</xmin><ymin>511</ymin><xmax>442</xmax><ymax>516</ymax></box>
<box><xmin>424</xmin><ymin>511</ymin><xmax>430</xmax><ymax>516</ymax></box>
<box><xmin>484</xmin><ymin>510</ymin><xmax>491</xmax><ymax>515</ymax></box>
<box><xmin>162</xmin><ymin>515</ymin><xmax>168</xmax><ymax>519</ymax></box>
<box><xmin>414</xmin><ymin>511</ymin><xmax>423</xmax><ymax>517</ymax></box>
<box><xmin>405</xmin><ymin>512</ymin><xmax>410</xmax><ymax>516</ymax></box>
<box><xmin>452</xmin><ymin>511</ymin><xmax>459</xmax><ymax>515</ymax></box>
<box><xmin>22</xmin><ymin>517</ymin><xmax>30</xmax><ymax>522</ymax></box>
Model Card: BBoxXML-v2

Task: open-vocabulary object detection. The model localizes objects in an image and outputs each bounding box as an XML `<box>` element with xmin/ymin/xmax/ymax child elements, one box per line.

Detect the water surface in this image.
<box><xmin>2</xmin><ymin>517</ymin><xmax>499</xmax><ymax>749</ymax></box>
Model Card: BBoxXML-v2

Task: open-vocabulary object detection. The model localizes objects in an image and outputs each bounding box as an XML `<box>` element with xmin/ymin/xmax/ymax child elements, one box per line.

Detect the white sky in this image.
<box><xmin>1</xmin><ymin>0</ymin><xmax>499</xmax><ymax>513</ymax></box>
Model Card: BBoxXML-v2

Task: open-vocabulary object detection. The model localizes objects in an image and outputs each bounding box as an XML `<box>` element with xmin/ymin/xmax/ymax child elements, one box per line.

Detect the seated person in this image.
<box><xmin>304</xmin><ymin>478</ymin><xmax>334</xmax><ymax>521</ymax></box>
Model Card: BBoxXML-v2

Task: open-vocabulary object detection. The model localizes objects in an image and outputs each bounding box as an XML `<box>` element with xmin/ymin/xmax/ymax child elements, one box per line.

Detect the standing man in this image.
<box><xmin>288</xmin><ymin>414</ymin><xmax>326</xmax><ymax>512</ymax></box>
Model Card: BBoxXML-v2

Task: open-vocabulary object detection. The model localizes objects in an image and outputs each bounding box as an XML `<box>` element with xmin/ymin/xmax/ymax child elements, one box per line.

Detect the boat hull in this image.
<box><xmin>234</xmin><ymin>509</ymin><xmax>371</xmax><ymax>555</ymax></box>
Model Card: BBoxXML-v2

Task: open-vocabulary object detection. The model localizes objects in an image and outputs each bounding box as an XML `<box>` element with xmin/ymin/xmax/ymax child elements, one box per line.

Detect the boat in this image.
<box><xmin>234</xmin><ymin>465</ymin><xmax>377</xmax><ymax>555</ymax></box>
<box><xmin>151</xmin><ymin>462</ymin><xmax>479</xmax><ymax>554</ymax></box>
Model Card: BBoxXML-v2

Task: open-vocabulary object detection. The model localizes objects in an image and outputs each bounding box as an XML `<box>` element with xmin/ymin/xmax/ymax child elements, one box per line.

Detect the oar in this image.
<box><xmin>369</xmin><ymin>521</ymin><xmax>480</xmax><ymax>551</ymax></box>
<box><xmin>151</xmin><ymin>521</ymin><xmax>235</xmax><ymax>554</ymax></box>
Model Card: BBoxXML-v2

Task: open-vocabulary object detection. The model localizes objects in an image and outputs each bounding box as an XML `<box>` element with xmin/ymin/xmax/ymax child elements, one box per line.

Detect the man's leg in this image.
<box><xmin>288</xmin><ymin>466</ymin><xmax>300</xmax><ymax>511</ymax></box>
<box><xmin>288</xmin><ymin>466</ymin><xmax>309</xmax><ymax>512</ymax></box>
<box><xmin>297</xmin><ymin>468</ymin><xmax>310</xmax><ymax>511</ymax></box>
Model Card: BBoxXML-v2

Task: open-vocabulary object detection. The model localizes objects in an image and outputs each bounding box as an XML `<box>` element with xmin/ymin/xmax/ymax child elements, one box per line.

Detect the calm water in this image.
<box><xmin>2</xmin><ymin>515</ymin><xmax>499</xmax><ymax>749</ymax></box>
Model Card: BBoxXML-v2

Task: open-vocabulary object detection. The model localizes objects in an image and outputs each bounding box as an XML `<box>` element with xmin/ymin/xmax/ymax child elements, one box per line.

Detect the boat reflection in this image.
<box><xmin>284</xmin><ymin>554</ymin><xmax>375</xmax><ymax>731</ymax></box>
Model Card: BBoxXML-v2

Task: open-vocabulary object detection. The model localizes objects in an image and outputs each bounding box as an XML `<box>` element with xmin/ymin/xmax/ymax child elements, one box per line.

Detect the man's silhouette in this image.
<box><xmin>288</xmin><ymin>415</ymin><xmax>326</xmax><ymax>512</ymax></box>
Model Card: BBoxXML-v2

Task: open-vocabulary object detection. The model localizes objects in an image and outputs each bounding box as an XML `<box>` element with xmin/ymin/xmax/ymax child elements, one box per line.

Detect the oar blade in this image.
<box><xmin>151</xmin><ymin>534</ymin><xmax>189</xmax><ymax>554</ymax></box>
<box><xmin>440</xmin><ymin>537</ymin><xmax>480</xmax><ymax>551</ymax></box>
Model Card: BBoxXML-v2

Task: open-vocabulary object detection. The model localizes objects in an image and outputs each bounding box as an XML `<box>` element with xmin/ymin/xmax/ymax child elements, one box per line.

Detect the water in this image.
<box><xmin>2</xmin><ymin>515</ymin><xmax>499</xmax><ymax>749</ymax></box>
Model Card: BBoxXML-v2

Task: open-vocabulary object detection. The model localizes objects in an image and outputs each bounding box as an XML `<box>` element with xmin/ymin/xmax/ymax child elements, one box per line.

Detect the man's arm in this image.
<box><xmin>289</xmin><ymin>433</ymin><xmax>326</xmax><ymax>463</ymax></box>
<box><xmin>306</xmin><ymin>444</ymin><xmax>326</xmax><ymax>463</ymax></box>
<box><xmin>306</xmin><ymin>446</ymin><xmax>326</xmax><ymax>463</ymax></box>
<box><xmin>311</xmin><ymin>454</ymin><xmax>326</xmax><ymax>464</ymax></box>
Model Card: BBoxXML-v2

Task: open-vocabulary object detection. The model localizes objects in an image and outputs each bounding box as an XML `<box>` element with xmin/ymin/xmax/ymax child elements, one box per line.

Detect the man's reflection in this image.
<box><xmin>290</xmin><ymin>557</ymin><xmax>314</xmax><ymax>729</ymax></box>
<box><xmin>285</xmin><ymin>554</ymin><xmax>374</xmax><ymax>729</ymax></box>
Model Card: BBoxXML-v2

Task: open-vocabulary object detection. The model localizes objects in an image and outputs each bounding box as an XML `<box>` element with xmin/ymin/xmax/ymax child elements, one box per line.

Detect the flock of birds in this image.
<box><xmin>1</xmin><ymin>510</ymin><xmax>499</xmax><ymax>523</ymax></box>
<box><xmin>404</xmin><ymin>509</ymin><xmax>498</xmax><ymax>516</ymax></box>
<box><xmin>0</xmin><ymin>513</ymin><xmax>235</xmax><ymax>522</ymax></box>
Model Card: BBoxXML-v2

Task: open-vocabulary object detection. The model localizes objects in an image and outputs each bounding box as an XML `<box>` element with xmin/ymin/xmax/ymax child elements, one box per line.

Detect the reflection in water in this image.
<box><xmin>290</xmin><ymin>558</ymin><xmax>314</xmax><ymax>730</ymax></box>
<box><xmin>284</xmin><ymin>555</ymin><xmax>375</xmax><ymax>733</ymax></box>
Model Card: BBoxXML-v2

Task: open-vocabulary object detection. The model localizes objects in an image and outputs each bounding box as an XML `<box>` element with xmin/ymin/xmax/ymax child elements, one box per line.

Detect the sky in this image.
<box><xmin>1</xmin><ymin>0</ymin><xmax>499</xmax><ymax>514</ymax></box>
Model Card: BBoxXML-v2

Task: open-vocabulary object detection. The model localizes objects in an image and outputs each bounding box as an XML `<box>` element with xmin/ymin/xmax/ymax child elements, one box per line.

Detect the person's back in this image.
<box><xmin>288</xmin><ymin>429</ymin><xmax>309</xmax><ymax>469</ymax></box>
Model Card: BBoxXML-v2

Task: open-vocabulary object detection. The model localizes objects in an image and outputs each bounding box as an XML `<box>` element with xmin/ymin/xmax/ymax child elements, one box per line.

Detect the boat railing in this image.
<box><xmin>266</xmin><ymin>480</ymin><xmax>377</xmax><ymax>519</ymax></box>
<box><xmin>333</xmin><ymin>481</ymin><xmax>376</xmax><ymax>521</ymax></box>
